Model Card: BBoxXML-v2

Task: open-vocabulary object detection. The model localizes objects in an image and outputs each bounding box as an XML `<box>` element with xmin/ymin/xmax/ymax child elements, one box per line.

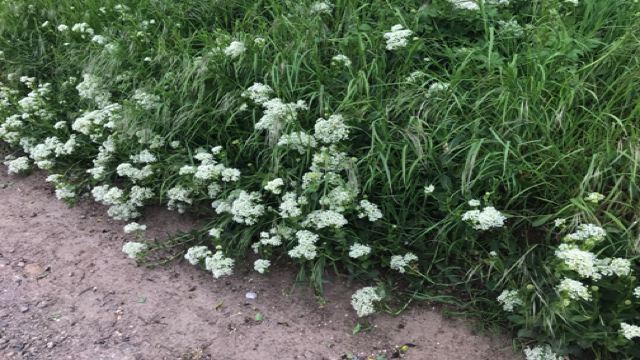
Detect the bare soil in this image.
<box><xmin>0</xmin><ymin>168</ymin><xmax>520</xmax><ymax>360</ymax></box>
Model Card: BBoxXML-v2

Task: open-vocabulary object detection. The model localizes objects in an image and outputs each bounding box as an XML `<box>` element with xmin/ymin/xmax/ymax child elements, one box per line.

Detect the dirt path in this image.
<box><xmin>0</xmin><ymin>168</ymin><xmax>519</xmax><ymax>360</ymax></box>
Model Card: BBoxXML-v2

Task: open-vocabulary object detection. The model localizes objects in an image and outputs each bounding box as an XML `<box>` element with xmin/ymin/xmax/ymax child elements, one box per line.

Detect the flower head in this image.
<box><xmin>384</xmin><ymin>24</ymin><xmax>413</xmax><ymax>51</ymax></box>
<box><xmin>254</xmin><ymin>259</ymin><xmax>271</xmax><ymax>274</ymax></box>
<box><xmin>351</xmin><ymin>286</ymin><xmax>382</xmax><ymax>317</ymax></box>
<box><xmin>497</xmin><ymin>289</ymin><xmax>522</xmax><ymax>312</ymax></box>
<box><xmin>620</xmin><ymin>323</ymin><xmax>640</xmax><ymax>340</ymax></box>
<box><xmin>122</xmin><ymin>242</ymin><xmax>147</xmax><ymax>258</ymax></box>
<box><xmin>462</xmin><ymin>207</ymin><xmax>506</xmax><ymax>230</ymax></box>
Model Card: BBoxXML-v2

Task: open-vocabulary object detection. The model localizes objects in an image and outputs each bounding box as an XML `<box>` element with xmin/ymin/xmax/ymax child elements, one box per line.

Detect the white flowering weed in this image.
<box><xmin>557</xmin><ymin>278</ymin><xmax>591</xmax><ymax>301</ymax></box>
<box><xmin>620</xmin><ymin>323</ymin><xmax>640</xmax><ymax>340</ymax></box>
<box><xmin>523</xmin><ymin>345</ymin><xmax>563</xmax><ymax>360</ymax></box>
<box><xmin>462</xmin><ymin>206</ymin><xmax>506</xmax><ymax>230</ymax></box>
<box><xmin>384</xmin><ymin>24</ymin><xmax>413</xmax><ymax>50</ymax></box>
<box><xmin>497</xmin><ymin>289</ymin><xmax>522</xmax><ymax>312</ymax></box>
<box><xmin>254</xmin><ymin>259</ymin><xmax>271</xmax><ymax>274</ymax></box>
<box><xmin>390</xmin><ymin>253</ymin><xmax>418</xmax><ymax>273</ymax></box>
<box><xmin>184</xmin><ymin>246</ymin><xmax>212</xmax><ymax>265</ymax></box>
<box><xmin>349</xmin><ymin>243</ymin><xmax>372</xmax><ymax>258</ymax></box>
<box><xmin>122</xmin><ymin>242</ymin><xmax>148</xmax><ymax>258</ymax></box>
<box><xmin>205</xmin><ymin>252</ymin><xmax>234</xmax><ymax>278</ymax></box>
<box><xmin>124</xmin><ymin>222</ymin><xmax>146</xmax><ymax>233</ymax></box>
<box><xmin>351</xmin><ymin>286</ymin><xmax>382</xmax><ymax>317</ymax></box>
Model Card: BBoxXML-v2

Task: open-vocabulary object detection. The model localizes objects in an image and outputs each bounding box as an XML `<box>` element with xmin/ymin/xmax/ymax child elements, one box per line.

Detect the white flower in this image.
<box><xmin>124</xmin><ymin>222</ymin><xmax>146</xmax><ymax>233</ymax></box>
<box><xmin>122</xmin><ymin>242</ymin><xmax>148</xmax><ymax>258</ymax></box>
<box><xmin>427</xmin><ymin>82</ymin><xmax>450</xmax><ymax>97</ymax></box>
<box><xmin>278</xmin><ymin>132</ymin><xmax>317</xmax><ymax>154</ymax></box>
<box><xmin>170</xmin><ymin>140</ymin><xmax>180</xmax><ymax>149</ymax></box>
<box><xmin>331</xmin><ymin>54</ymin><xmax>351</xmax><ymax>67</ymax></box>
<box><xmin>620</xmin><ymin>323</ymin><xmax>640</xmax><ymax>340</ymax></box>
<box><xmin>468</xmin><ymin>199</ymin><xmax>481</xmax><ymax>207</ymax></box>
<box><xmin>71</xmin><ymin>23</ymin><xmax>94</xmax><ymax>35</ymax></box>
<box><xmin>260</xmin><ymin>231</ymin><xmax>283</xmax><ymax>246</ymax></box>
<box><xmin>564</xmin><ymin>0</ymin><xmax>578</xmax><ymax>5</ymax></box>
<box><xmin>496</xmin><ymin>290</ymin><xmax>522</xmax><ymax>312</ymax></box>
<box><xmin>310</xmin><ymin>0</ymin><xmax>334</xmax><ymax>15</ymax></box>
<box><xmin>634</xmin><ymin>287</ymin><xmax>640</xmax><ymax>298</ymax></box>
<box><xmin>357</xmin><ymin>200</ymin><xmax>383</xmax><ymax>222</ymax></box>
<box><xmin>390</xmin><ymin>253</ymin><xmax>418</xmax><ymax>273</ymax></box>
<box><xmin>319</xmin><ymin>185</ymin><xmax>356</xmax><ymax>213</ymax></box>
<box><xmin>406</xmin><ymin>71</ymin><xmax>426</xmax><ymax>83</ymax></box>
<box><xmin>564</xmin><ymin>224</ymin><xmax>606</xmax><ymax>244</ymax></box>
<box><xmin>4</xmin><ymin>156</ymin><xmax>30</xmax><ymax>174</ymax></box>
<box><xmin>184</xmin><ymin>246</ymin><xmax>212</xmax><ymax>265</ymax></box>
<box><xmin>557</xmin><ymin>278</ymin><xmax>591</xmax><ymax>301</ymax></box>
<box><xmin>224</xmin><ymin>41</ymin><xmax>245</xmax><ymax>59</ymax></box>
<box><xmin>489</xmin><ymin>251</ymin><xmax>498</xmax><ymax>257</ymax></box>
<box><xmin>301</xmin><ymin>210</ymin><xmax>348</xmax><ymax>229</ymax></box>
<box><xmin>448</xmin><ymin>0</ymin><xmax>480</xmax><ymax>11</ymax></box>
<box><xmin>497</xmin><ymin>20</ymin><xmax>524</xmax><ymax>38</ymax></box>
<box><xmin>144</xmin><ymin>57</ymin><xmax>152</xmax><ymax>62</ymax></box>
<box><xmin>462</xmin><ymin>207</ymin><xmax>506</xmax><ymax>230</ymax></box>
<box><xmin>254</xmin><ymin>259</ymin><xmax>271</xmax><ymax>274</ymax></box>
<box><xmin>351</xmin><ymin>287</ymin><xmax>382</xmax><ymax>317</ymax></box>
<box><xmin>242</xmin><ymin>83</ymin><xmax>273</xmax><ymax>104</ymax></box>
<box><xmin>264</xmin><ymin>178</ymin><xmax>285</xmax><ymax>194</ymax></box>
<box><xmin>208</xmin><ymin>183</ymin><xmax>222</xmax><ymax>198</ymax></box>
<box><xmin>42</xmin><ymin>21</ymin><xmax>49</xmax><ymax>27</ymax></box>
<box><xmin>554</xmin><ymin>218</ymin><xmax>566</xmax><ymax>227</ymax></box>
<box><xmin>555</xmin><ymin>244</ymin><xmax>601</xmax><ymax>279</ymax></box>
<box><xmin>209</xmin><ymin>228</ymin><xmax>222</xmax><ymax>239</ymax></box>
<box><xmin>130</xmin><ymin>149</ymin><xmax>157</xmax><ymax>163</ymax></box>
<box><xmin>57</xmin><ymin>24</ymin><xmax>69</xmax><ymax>32</ymax></box>
<box><xmin>314</xmin><ymin>114</ymin><xmax>349</xmax><ymax>144</ymax></box>
<box><xmin>205</xmin><ymin>252</ymin><xmax>234</xmax><ymax>278</ymax></box>
<box><xmin>384</xmin><ymin>24</ymin><xmax>413</xmax><ymax>51</ymax></box>
<box><xmin>288</xmin><ymin>230</ymin><xmax>320</xmax><ymax>260</ymax></box>
<box><xmin>228</xmin><ymin>191</ymin><xmax>265</xmax><ymax>225</ymax></box>
<box><xmin>108</xmin><ymin>203</ymin><xmax>140</xmax><ymax>221</ymax></box>
<box><xmin>523</xmin><ymin>345</ymin><xmax>563</xmax><ymax>360</ymax></box>
<box><xmin>91</xmin><ymin>35</ymin><xmax>107</xmax><ymax>44</ymax></box>
<box><xmin>254</xmin><ymin>37</ymin><xmax>266</xmax><ymax>46</ymax></box>
<box><xmin>349</xmin><ymin>243</ymin><xmax>371</xmax><ymax>258</ymax></box>
<box><xmin>310</xmin><ymin>145</ymin><xmax>348</xmax><ymax>173</ymax></box>
<box><xmin>179</xmin><ymin>165</ymin><xmax>197</xmax><ymax>175</ymax></box>
<box><xmin>279</xmin><ymin>192</ymin><xmax>303</xmax><ymax>218</ymax></box>
<box><xmin>584</xmin><ymin>192</ymin><xmax>605</xmax><ymax>204</ymax></box>
<box><xmin>55</xmin><ymin>187</ymin><xmax>75</xmax><ymax>200</ymax></box>
<box><xmin>424</xmin><ymin>184</ymin><xmax>435</xmax><ymax>194</ymax></box>
<box><xmin>598</xmin><ymin>258</ymin><xmax>632</xmax><ymax>277</ymax></box>
<box><xmin>254</xmin><ymin>98</ymin><xmax>307</xmax><ymax>132</ymax></box>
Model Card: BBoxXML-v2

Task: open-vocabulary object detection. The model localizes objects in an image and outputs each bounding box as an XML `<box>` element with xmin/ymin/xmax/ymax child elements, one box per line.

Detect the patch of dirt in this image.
<box><xmin>0</xmin><ymin>169</ymin><xmax>520</xmax><ymax>360</ymax></box>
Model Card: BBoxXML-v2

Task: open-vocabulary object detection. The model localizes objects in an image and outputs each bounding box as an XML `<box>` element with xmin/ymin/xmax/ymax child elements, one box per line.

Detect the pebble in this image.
<box><xmin>80</xmin><ymin>215</ymin><xmax>86</xmax><ymax>219</ymax></box>
<box><xmin>20</xmin><ymin>305</ymin><xmax>29</xmax><ymax>313</ymax></box>
<box><xmin>16</xmin><ymin>262</ymin><xmax>25</xmax><ymax>268</ymax></box>
<box><xmin>37</xmin><ymin>301</ymin><xmax>47</xmax><ymax>309</ymax></box>
<box><xmin>46</xmin><ymin>342</ymin><xmax>54</xmax><ymax>349</ymax></box>
<box><xmin>6</xmin><ymin>351</ymin><xmax>14</xmax><ymax>357</ymax></box>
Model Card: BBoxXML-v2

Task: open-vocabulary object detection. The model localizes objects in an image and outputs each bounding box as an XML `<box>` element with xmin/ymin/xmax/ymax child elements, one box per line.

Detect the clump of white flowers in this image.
<box><xmin>229</xmin><ymin>191</ymin><xmax>264</xmax><ymax>225</ymax></box>
<box><xmin>555</xmin><ymin>244</ymin><xmax>600</xmax><ymax>279</ymax></box>
<box><xmin>124</xmin><ymin>222</ymin><xmax>146</xmax><ymax>233</ymax></box>
<box><xmin>288</xmin><ymin>230</ymin><xmax>320</xmax><ymax>260</ymax></box>
<box><xmin>357</xmin><ymin>200</ymin><xmax>383</xmax><ymax>222</ymax></box>
<box><xmin>224</xmin><ymin>41</ymin><xmax>245</xmax><ymax>59</ymax></box>
<box><xmin>390</xmin><ymin>253</ymin><xmax>419</xmax><ymax>273</ymax></box>
<box><xmin>254</xmin><ymin>37</ymin><xmax>266</xmax><ymax>46</ymax></box>
<box><xmin>122</xmin><ymin>242</ymin><xmax>148</xmax><ymax>259</ymax></box>
<box><xmin>384</xmin><ymin>24</ymin><xmax>413</xmax><ymax>51</ymax></box>
<box><xmin>462</xmin><ymin>206</ymin><xmax>506</xmax><ymax>230</ymax></box>
<box><xmin>4</xmin><ymin>156</ymin><xmax>30</xmax><ymax>174</ymax></box>
<box><xmin>498</xmin><ymin>20</ymin><xmax>524</xmax><ymax>38</ymax></box>
<box><xmin>302</xmin><ymin>210</ymin><xmax>348</xmax><ymax>229</ymax></box>
<box><xmin>349</xmin><ymin>243</ymin><xmax>372</xmax><ymax>258</ymax></box>
<box><xmin>405</xmin><ymin>71</ymin><xmax>426</xmax><ymax>83</ymax></box>
<box><xmin>209</xmin><ymin>228</ymin><xmax>222</xmax><ymax>239</ymax></box>
<box><xmin>497</xmin><ymin>289</ymin><xmax>522</xmax><ymax>312</ymax></box>
<box><xmin>554</xmin><ymin>218</ymin><xmax>566</xmax><ymax>227</ymax></box>
<box><xmin>597</xmin><ymin>258</ymin><xmax>632</xmax><ymax>277</ymax></box>
<box><xmin>205</xmin><ymin>252</ymin><xmax>235</xmax><ymax>278</ymax></box>
<box><xmin>448</xmin><ymin>0</ymin><xmax>480</xmax><ymax>11</ymax></box>
<box><xmin>331</xmin><ymin>54</ymin><xmax>351</xmax><ymax>67</ymax></box>
<box><xmin>242</xmin><ymin>83</ymin><xmax>273</xmax><ymax>104</ymax></box>
<box><xmin>584</xmin><ymin>192</ymin><xmax>605</xmax><ymax>204</ymax></box>
<box><xmin>55</xmin><ymin>187</ymin><xmax>75</xmax><ymax>200</ymax></box>
<box><xmin>564</xmin><ymin>224</ymin><xmax>606</xmax><ymax>244</ymax></box>
<box><xmin>634</xmin><ymin>286</ymin><xmax>640</xmax><ymax>298</ymax></box>
<box><xmin>426</xmin><ymin>82</ymin><xmax>450</xmax><ymax>97</ymax></box>
<box><xmin>314</xmin><ymin>114</ymin><xmax>349</xmax><ymax>144</ymax></box>
<box><xmin>254</xmin><ymin>98</ymin><xmax>308</xmax><ymax>132</ymax></box>
<box><xmin>468</xmin><ymin>199</ymin><xmax>481</xmax><ymax>207</ymax></box>
<box><xmin>557</xmin><ymin>278</ymin><xmax>591</xmax><ymax>301</ymax></box>
<box><xmin>620</xmin><ymin>323</ymin><xmax>640</xmax><ymax>340</ymax></box>
<box><xmin>351</xmin><ymin>286</ymin><xmax>382</xmax><ymax>317</ymax></box>
<box><xmin>184</xmin><ymin>246</ymin><xmax>212</xmax><ymax>265</ymax></box>
<box><xmin>278</xmin><ymin>132</ymin><xmax>317</xmax><ymax>154</ymax></box>
<box><xmin>424</xmin><ymin>184</ymin><xmax>435</xmax><ymax>195</ymax></box>
<box><xmin>57</xmin><ymin>24</ymin><xmax>69</xmax><ymax>32</ymax></box>
<box><xmin>264</xmin><ymin>178</ymin><xmax>285</xmax><ymax>194</ymax></box>
<box><xmin>279</xmin><ymin>192</ymin><xmax>304</xmax><ymax>218</ymax></box>
<box><xmin>523</xmin><ymin>345</ymin><xmax>563</xmax><ymax>360</ymax></box>
<box><xmin>310</xmin><ymin>0</ymin><xmax>334</xmax><ymax>15</ymax></box>
<box><xmin>167</xmin><ymin>185</ymin><xmax>193</xmax><ymax>213</ymax></box>
<box><xmin>254</xmin><ymin>259</ymin><xmax>271</xmax><ymax>274</ymax></box>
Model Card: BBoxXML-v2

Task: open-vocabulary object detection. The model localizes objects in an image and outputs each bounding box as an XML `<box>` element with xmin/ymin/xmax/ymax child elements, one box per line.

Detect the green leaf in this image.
<box><xmin>352</xmin><ymin>323</ymin><xmax>362</xmax><ymax>335</ymax></box>
<box><xmin>532</xmin><ymin>214</ymin><xmax>553</xmax><ymax>227</ymax></box>
<box><xmin>517</xmin><ymin>328</ymin><xmax>533</xmax><ymax>338</ymax></box>
<box><xmin>570</xmin><ymin>315</ymin><xmax>590</xmax><ymax>322</ymax></box>
<box><xmin>507</xmin><ymin>315</ymin><xmax>525</xmax><ymax>324</ymax></box>
<box><xmin>255</xmin><ymin>313</ymin><xmax>263</xmax><ymax>321</ymax></box>
<box><xmin>137</xmin><ymin>297</ymin><xmax>147</xmax><ymax>303</ymax></box>
<box><xmin>215</xmin><ymin>301</ymin><xmax>223</xmax><ymax>311</ymax></box>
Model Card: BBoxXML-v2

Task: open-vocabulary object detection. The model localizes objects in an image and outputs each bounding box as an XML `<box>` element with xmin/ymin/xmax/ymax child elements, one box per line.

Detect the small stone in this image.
<box><xmin>16</xmin><ymin>262</ymin><xmax>25</xmax><ymax>268</ymax></box>
<box><xmin>46</xmin><ymin>342</ymin><xmax>54</xmax><ymax>349</ymax></box>
<box><xmin>30</xmin><ymin>213</ymin><xmax>37</xmax><ymax>217</ymax></box>
<box><xmin>20</xmin><ymin>305</ymin><xmax>29</xmax><ymax>313</ymax></box>
<box><xmin>37</xmin><ymin>302</ymin><xmax>47</xmax><ymax>309</ymax></box>
<box><xmin>80</xmin><ymin>215</ymin><xmax>86</xmax><ymax>219</ymax></box>
<box><xmin>68</xmin><ymin>272</ymin><xmax>74</xmax><ymax>277</ymax></box>
<box><xmin>6</xmin><ymin>351</ymin><xmax>14</xmax><ymax>357</ymax></box>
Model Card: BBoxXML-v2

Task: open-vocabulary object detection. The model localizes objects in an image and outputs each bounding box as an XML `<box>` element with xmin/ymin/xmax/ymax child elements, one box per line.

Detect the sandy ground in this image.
<box><xmin>0</xmin><ymin>168</ymin><xmax>520</xmax><ymax>360</ymax></box>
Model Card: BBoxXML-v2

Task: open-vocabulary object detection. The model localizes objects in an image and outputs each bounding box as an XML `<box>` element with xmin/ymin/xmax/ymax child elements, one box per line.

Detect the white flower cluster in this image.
<box><xmin>462</xmin><ymin>207</ymin><xmax>506</xmax><ymax>230</ymax></box>
<box><xmin>122</xmin><ymin>242</ymin><xmax>148</xmax><ymax>259</ymax></box>
<box><xmin>310</xmin><ymin>0</ymin><xmax>334</xmax><ymax>15</ymax></box>
<box><xmin>72</xmin><ymin>103</ymin><xmax>122</xmax><ymax>138</ymax></box>
<box><xmin>554</xmin><ymin>218</ymin><xmax>566</xmax><ymax>227</ymax></box>
<box><xmin>71</xmin><ymin>23</ymin><xmax>94</xmax><ymax>37</ymax></box>
<box><xmin>310</xmin><ymin>146</ymin><xmax>348</xmax><ymax>173</ymax></box>
<box><xmin>555</xmin><ymin>244</ymin><xmax>600</xmax><ymax>279</ymax></box>
<box><xmin>557</xmin><ymin>278</ymin><xmax>591</xmax><ymax>301</ymax></box>
<box><xmin>205</xmin><ymin>252</ymin><xmax>235</xmax><ymax>278</ymax></box>
<box><xmin>184</xmin><ymin>246</ymin><xmax>213</xmax><ymax>265</ymax></box>
<box><xmin>564</xmin><ymin>224</ymin><xmax>606</xmax><ymax>244</ymax></box>
<box><xmin>55</xmin><ymin>187</ymin><xmax>75</xmax><ymax>200</ymax></box>
<box><xmin>621</xmin><ymin>323</ymin><xmax>640</xmax><ymax>340</ymax></box>
<box><xmin>260</xmin><ymin>231</ymin><xmax>283</xmax><ymax>246</ymax></box>
<box><xmin>635</xmin><ymin>286</ymin><xmax>640</xmax><ymax>298</ymax></box>
<box><xmin>406</xmin><ymin>71</ymin><xmax>426</xmax><ymax>83</ymax></box>
<box><xmin>523</xmin><ymin>345</ymin><xmax>563</xmax><ymax>360</ymax></box>
<box><xmin>124</xmin><ymin>222</ymin><xmax>146</xmax><ymax>233</ymax></box>
<box><xmin>131</xmin><ymin>90</ymin><xmax>161</xmax><ymax>110</ymax></box>
<box><xmin>167</xmin><ymin>185</ymin><xmax>193</xmax><ymax>213</ymax></box>
<box><xmin>319</xmin><ymin>185</ymin><xmax>356</xmax><ymax>212</ymax></box>
<box><xmin>331</xmin><ymin>54</ymin><xmax>351</xmax><ymax>67</ymax></box>
<box><xmin>351</xmin><ymin>287</ymin><xmax>382</xmax><ymax>317</ymax></box>
<box><xmin>496</xmin><ymin>289</ymin><xmax>522</xmax><ymax>312</ymax></box>
<box><xmin>214</xmin><ymin>191</ymin><xmax>265</xmax><ymax>225</ymax></box>
<box><xmin>390</xmin><ymin>253</ymin><xmax>419</xmax><ymax>273</ymax></box>
<box><xmin>278</xmin><ymin>132</ymin><xmax>317</xmax><ymax>154</ymax></box>
<box><xmin>130</xmin><ymin>149</ymin><xmax>157</xmax><ymax>163</ymax></box>
<box><xmin>349</xmin><ymin>243</ymin><xmax>371</xmax><ymax>258</ymax></box>
<box><xmin>314</xmin><ymin>114</ymin><xmax>349</xmax><ymax>144</ymax></box>
<box><xmin>288</xmin><ymin>230</ymin><xmax>320</xmax><ymax>259</ymax></box>
<box><xmin>91</xmin><ymin>35</ymin><xmax>107</xmax><ymax>44</ymax></box>
<box><xmin>301</xmin><ymin>210</ymin><xmax>348</xmax><ymax>229</ymax></box>
<box><xmin>357</xmin><ymin>200</ymin><xmax>383</xmax><ymax>222</ymax></box>
<box><xmin>468</xmin><ymin>199</ymin><xmax>481</xmax><ymax>207</ymax></box>
<box><xmin>242</xmin><ymin>83</ymin><xmax>273</xmax><ymax>104</ymax></box>
<box><xmin>254</xmin><ymin>259</ymin><xmax>271</xmax><ymax>274</ymax></box>
<box><xmin>279</xmin><ymin>192</ymin><xmax>304</xmax><ymax>218</ymax></box>
<box><xmin>264</xmin><ymin>178</ymin><xmax>285</xmax><ymax>194</ymax></box>
<box><xmin>254</xmin><ymin>98</ymin><xmax>308</xmax><ymax>132</ymax></box>
<box><xmin>498</xmin><ymin>20</ymin><xmax>524</xmax><ymax>38</ymax></box>
<box><xmin>384</xmin><ymin>24</ymin><xmax>413</xmax><ymax>51</ymax></box>
<box><xmin>117</xmin><ymin>163</ymin><xmax>154</xmax><ymax>183</ymax></box>
<box><xmin>128</xmin><ymin>186</ymin><xmax>154</xmax><ymax>207</ymax></box>
<box><xmin>76</xmin><ymin>74</ymin><xmax>111</xmax><ymax>108</ymax></box>
<box><xmin>596</xmin><ymin>257</ymin><xmax>632</xmax><ymax>277</ymax></box>
<box><xmin>3</xmin><ymin>156</ymin><xmax>30</xmax><ymax>174</ymax></box>
<box><xmin>426</xmin><ymin>82</ymin><xmax>450</xmax><ymax>97</ymax></box>
<box><xmin>448</xmin><ymin>0</ymin><xmax>480</xmax><ymax>11</ymax></box>
<box><xmin>224</xmin><ymin>41</ymin><xmax>245</xmax><ymax>59</ymax></box>
<box><xmin>424</xmin><ymin>184</ymin><xmax>435</xmax><ymax>194</ymax></box>
<box><xmin>584</xmin><ymin>192</ymin><xmax>605</xmax><ymax>203</ymax></box>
